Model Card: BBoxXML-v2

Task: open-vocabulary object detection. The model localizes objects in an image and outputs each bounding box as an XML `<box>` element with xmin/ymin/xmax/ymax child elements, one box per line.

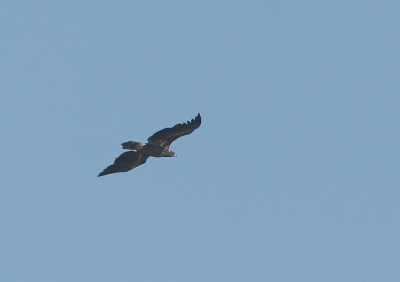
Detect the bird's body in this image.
<box><xmin>98</xmin><ymin>113</ymin><xmax>201</xmax><ymax>177</ymax></box>
<box><xmin>120</xmin><ymin>141</ymin><xmax>173</xmax><ymax>157</ymax></box>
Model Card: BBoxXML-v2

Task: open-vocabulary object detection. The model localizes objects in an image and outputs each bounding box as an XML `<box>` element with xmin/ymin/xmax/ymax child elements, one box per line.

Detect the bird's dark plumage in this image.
<box><xmin>98</xmin><ymin>113</ymin><xmax>201</xmax><ymax>177</ymax></box>
<box><xmin>148</xmin><ymin>113</ymin><xmax>201</xmax><ymax>145</ymax></box>
<box><xmin>98</xmin><ymin>151</ymin><xmax>149</xmax><ymax>177</ymax></box>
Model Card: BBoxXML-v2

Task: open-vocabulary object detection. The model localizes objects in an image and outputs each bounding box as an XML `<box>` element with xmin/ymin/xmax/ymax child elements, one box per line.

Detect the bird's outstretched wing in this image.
<box><xmin>98</xmin><ymin>151</ymin><xmax>149</xmax><ymax>177</ymax></box>
<box><xmin>147</xmin><ymin>113</ymin><xmax>201</xmax><ymax>145</ymax></box>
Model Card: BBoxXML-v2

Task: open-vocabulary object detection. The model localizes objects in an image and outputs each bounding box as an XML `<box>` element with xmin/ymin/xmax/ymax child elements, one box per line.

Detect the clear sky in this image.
<box><xmin>1</xmin><ymin>1</ymin><xmax>399</xmax><ymax>281</ymax></box>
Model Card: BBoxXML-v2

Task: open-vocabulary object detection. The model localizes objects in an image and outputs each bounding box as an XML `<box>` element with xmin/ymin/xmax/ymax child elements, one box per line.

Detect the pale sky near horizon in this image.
<box><xmin>1</xmin><ymin>1</ymin><xmax>400</xmax><ymax>281</ymax></box>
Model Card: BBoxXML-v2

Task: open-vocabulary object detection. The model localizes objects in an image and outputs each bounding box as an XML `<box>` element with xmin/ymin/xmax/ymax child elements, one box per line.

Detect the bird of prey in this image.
<box><xmin>98</xmin><ymin>113</ymin><xmax>201</xmax><ymax>177</ymax></box>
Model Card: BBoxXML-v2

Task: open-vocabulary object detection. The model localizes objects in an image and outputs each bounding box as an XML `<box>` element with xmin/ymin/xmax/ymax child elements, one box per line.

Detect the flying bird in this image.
<box><xmin>98</xmin><ymin>113</ymin><xmax>201</xmax><ymax>177</ymax></box>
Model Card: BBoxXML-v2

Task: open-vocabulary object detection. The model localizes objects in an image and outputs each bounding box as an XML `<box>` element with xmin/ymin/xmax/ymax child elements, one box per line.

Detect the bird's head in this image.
<box><xmin>164</xmin><ymin>151</ymin><xmax>177</xmax><ymax>157</ymax></box>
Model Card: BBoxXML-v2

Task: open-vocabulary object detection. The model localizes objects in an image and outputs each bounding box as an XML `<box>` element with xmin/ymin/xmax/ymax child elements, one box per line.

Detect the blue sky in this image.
<box><xmin>1</xmin><ymin>1</ymin><xmax>399</xmax><ymax>281</ymax></box>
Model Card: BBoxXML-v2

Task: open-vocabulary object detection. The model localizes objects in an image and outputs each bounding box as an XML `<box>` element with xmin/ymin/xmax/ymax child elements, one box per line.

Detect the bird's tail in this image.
<box><xmin>121</xmin><ymin>141</ymin><xmax>145</xmax><ymax>150</ymax></box>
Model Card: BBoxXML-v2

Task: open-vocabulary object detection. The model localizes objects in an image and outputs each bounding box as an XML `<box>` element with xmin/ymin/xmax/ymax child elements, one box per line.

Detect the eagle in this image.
<box><xmin>98</xmin><ymin>113</ymin><xmax>201</xmax><ymax>177</ymax></box>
